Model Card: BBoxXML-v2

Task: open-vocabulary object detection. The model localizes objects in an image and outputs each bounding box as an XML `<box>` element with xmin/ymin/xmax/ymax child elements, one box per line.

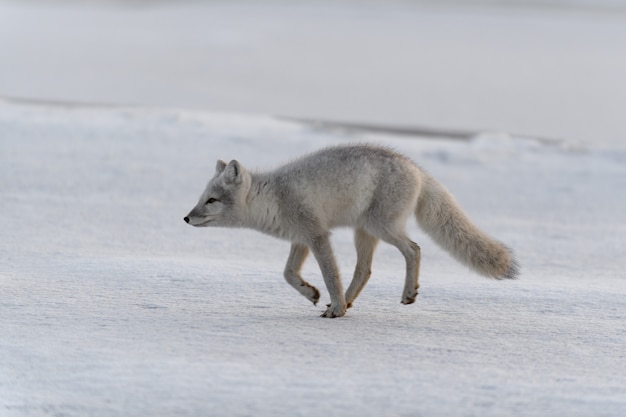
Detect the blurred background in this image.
<box><xmin>1</xmin><ymin>0</ymin><xmax>625</xmax><ymax>145</ymax></box>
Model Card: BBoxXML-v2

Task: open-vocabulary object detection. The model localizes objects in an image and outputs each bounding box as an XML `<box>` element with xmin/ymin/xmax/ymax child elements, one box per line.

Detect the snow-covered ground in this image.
<box><xmin>1</xmin><ymin>1</ymin><xmax>626</xmax><ymax>416</ymax></box>
<box><xmin>2</xmin><ymin>100</ymin><xmax>625</xmax><ymax>416</ymax></box>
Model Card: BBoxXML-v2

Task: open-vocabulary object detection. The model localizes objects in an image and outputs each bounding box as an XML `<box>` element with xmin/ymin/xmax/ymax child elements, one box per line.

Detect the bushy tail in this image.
<box><xmin>416</xmin><ymin>175</ymin><xmax>518</xmax><ymax>279</ymax></box>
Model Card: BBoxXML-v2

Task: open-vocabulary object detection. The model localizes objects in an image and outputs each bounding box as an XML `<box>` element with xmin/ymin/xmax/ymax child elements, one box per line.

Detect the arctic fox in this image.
<box><xmin>184</xmin><ymin>144</ymin><xmax>518</xmax><ymax>318</ymax></box>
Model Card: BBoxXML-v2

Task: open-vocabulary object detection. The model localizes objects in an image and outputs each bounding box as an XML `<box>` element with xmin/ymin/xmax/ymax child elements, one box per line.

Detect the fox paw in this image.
<box><xmin>401</xmin><ymin>290</ymin><xmax>418</xmax><ymax>305</ymax></box>
<box><xmin>300</xmin><ymin>283</ymin><xmax>320</xmax><ymax>305</ymax></box>
<box><xmin>321</xmin><ymin>303</ymin><xmax>346</xmax><ymax>318</ymax></box>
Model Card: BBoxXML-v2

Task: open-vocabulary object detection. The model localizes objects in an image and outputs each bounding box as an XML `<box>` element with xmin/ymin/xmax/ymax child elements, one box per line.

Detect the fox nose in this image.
<box><xmin>184</xmin><ymin>216</ymin><xmax>190</xmax><ymax>223</ymax></box>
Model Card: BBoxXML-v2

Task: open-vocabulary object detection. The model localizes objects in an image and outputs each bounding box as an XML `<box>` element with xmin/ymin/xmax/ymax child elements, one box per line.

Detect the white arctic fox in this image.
<box><xmin>184</xmin><ymin>144</ymin><xmax>518</xmax><ymax>318</ymax></box>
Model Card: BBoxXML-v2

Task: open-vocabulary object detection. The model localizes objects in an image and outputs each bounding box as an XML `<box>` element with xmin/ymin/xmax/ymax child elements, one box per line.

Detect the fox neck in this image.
<box><xmin>240</xmin><ymin>173</ymin><xmax>287</xmax><ymax>238</ymax></box>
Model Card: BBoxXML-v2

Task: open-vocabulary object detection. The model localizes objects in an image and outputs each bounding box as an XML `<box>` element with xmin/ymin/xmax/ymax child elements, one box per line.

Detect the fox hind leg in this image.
<box><xmin>365</xmin><ymin>222</ymin><xmax>421</xmax><ymax>305</ymax></box>
<box><xmin>284</xmin><ymin>243</ymin><xmax>320</xmax><ymax>305</ymax></box>
<box><xmin>399</xmin><ymin>239</ymin><xmax>421</xmax><ymax>304</ymax></box>
<box><xmin>387</xmin><ymin>235</ymin><xmax>421</xmax><ymax>305</ymax></box>
<box><xmin>345</xmin><ymin>228</ymin><xmax>379</xmax><ymax>308</ymax></box>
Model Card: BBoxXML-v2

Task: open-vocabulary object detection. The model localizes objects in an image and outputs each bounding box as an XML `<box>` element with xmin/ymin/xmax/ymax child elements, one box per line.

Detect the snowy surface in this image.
<box><xmin>1</xmin><ymin>100</ymin><xmax>625</xmax><ymax>416</ymax></box>
<box><xmin>1</xmin><ymin>1</ymin><xmax>626</xmax><ymax>416</ymax></box>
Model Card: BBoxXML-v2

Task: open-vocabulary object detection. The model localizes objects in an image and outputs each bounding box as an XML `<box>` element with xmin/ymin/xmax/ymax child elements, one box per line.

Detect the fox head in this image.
<box><xmin>184</xmin><ymin>159</ymin><xmax>251</xmax><ymax>227</ymax></box>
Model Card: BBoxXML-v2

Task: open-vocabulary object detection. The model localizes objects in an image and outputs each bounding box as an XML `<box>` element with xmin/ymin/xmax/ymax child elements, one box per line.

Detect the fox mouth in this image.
<box><xmin>184</xmin><ymin>216</ymin><xmax>213</xmax><ymax>227</ymax></box>
<box><xmin>195</xmin><ymin>219</ymin><xmax>213</xmax><ymax>227</ymax></box>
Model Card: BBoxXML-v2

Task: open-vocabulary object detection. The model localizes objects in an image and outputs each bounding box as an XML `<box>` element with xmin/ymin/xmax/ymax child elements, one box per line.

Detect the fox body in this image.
<box><xmin>184</xmin><ymin>144</ymin><xmax>518</xmax><ymax>318</ymax></box>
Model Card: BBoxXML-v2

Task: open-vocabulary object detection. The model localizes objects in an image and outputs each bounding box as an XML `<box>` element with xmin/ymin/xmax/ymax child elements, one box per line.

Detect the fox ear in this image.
<box><xmin>215</xmin><ymin>160</ymin><xmax>227</xmax><ymax>175</ymax></box>
<box><xmin>224</xmin><ymin>160</ymin><xmax>242</xmax><ymax>184</ymax></box>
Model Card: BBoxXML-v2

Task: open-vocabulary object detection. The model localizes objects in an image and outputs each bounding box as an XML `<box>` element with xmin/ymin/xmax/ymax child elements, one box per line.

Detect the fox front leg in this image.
<box><xmin>283</xmin><ymin>243</ymin><xmax>320</xmax><ymax>305</ymax></box>
<box><xmin>309</xmin><ymin>235</ymin><xmax>347</xmax><ymax>318</ymax></box>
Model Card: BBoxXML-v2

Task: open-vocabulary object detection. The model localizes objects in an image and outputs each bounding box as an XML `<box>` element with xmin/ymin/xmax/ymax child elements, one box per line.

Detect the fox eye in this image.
<box><xmin>205</xmin><ymin>197</ymin><xmax>218</xmax><ymax>205</ymax></box>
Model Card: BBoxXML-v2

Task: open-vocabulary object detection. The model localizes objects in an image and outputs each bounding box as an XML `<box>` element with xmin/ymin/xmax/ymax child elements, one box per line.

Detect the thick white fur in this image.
<box><xmin>185</xmin><ymin>144</ymin><xmax>518</xmax><ymax>318</ymax></box>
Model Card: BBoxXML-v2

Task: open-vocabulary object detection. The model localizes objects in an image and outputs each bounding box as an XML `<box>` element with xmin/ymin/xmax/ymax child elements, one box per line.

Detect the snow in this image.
<box><xmin>1</xmin><ymin>1</ymin><xmax>626</xmax><ymax>416</ymax></box>
<box><xmin>2</xmin><ymin>100</ymin><xmax>625</xmax><ymax>417</ymax></box>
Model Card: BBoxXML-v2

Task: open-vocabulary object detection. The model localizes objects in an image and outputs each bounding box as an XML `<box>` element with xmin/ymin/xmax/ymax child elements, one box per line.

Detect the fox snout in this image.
<box><xmin>184</xmin><ymin>215</ymin><xmax>204</xmax><ymax>226</ymax></box>
<box><xmin>184</xmin><ymin>209</ymin><xmax>213</xmax><ymax>227</ymax></box>
<box><xmin>184</xmin><ymin>206</ymin><xmax>204</xmax><ymax>226</ymax></box>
